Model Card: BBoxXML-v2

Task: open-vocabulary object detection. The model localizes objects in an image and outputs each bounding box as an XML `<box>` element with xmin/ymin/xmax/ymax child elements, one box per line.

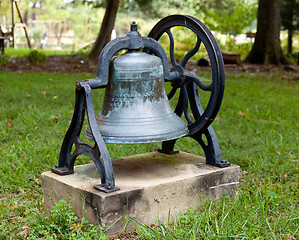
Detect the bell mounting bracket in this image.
<box><xmin>52</xmin><ymin>15</ymin><xmax>230</xmax><ymax>193</ymax></box>
<box><xmin>51</xmin><ymin>21</ymin><xmax>179</xmax><ymax>192</ymax></box>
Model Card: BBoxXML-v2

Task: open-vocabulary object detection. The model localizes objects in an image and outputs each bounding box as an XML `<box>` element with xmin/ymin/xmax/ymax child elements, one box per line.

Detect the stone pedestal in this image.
<box><xmin>42</xmin><ymin>151</ymin><xmax>239</xmax><ymax>235</ymax></box>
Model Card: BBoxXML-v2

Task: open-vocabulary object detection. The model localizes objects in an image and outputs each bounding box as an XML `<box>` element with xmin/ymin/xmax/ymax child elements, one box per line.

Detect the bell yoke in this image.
<box><xmin>51</xmin><ymin>15</ymin><xmax>230</xmax><ymax>193</ymax></box>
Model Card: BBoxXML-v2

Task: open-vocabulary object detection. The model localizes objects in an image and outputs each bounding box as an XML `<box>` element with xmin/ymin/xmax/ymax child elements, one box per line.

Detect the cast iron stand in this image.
<box><xmin>52</xmin><ymin>16</ymin><xmax>230</xmax><ymax>193</ymax></box>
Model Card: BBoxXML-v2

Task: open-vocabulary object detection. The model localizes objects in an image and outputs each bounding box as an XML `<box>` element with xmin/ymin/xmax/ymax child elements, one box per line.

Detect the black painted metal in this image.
<box><xmin>52</xmin><ymin>81</ymin><xmax>119</xmax><ymax>192</ymax></box>
<box><xmin>148</xmin><ymin>15</ymin><xmax>230</xmax><ymax>167</ymax></box>
<box><xmin>148</xmin><ymin>15</ymin><xmax>224</xmax><ymax>135</ymax></box>
<box><xmin>188</xmin><ymin>82</ymin><xmax>230</xmax><ymax>167</ymax></box>
<box><xmin>52</xmin><ymin>15</ymin><xmax>229</xmax><ymax>193</ymax></box>
<box><xmin>88</xmin><ymin>29</ymin><xmax>179</xmax><ymax>89</ymax></box>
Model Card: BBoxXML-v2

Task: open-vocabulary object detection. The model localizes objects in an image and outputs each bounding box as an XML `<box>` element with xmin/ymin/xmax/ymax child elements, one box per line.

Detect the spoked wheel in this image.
<box><xmin>148</xmin><ymin>15</ymin><xmax>225</xmax><ymax>136</ymax></box>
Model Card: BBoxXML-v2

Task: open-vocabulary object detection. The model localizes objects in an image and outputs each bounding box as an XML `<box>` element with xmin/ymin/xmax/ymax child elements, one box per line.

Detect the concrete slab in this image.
<box><xmin>42</xmin><ymin>151</ymin><xmax>240</xmax><ymax>235</ymax></box>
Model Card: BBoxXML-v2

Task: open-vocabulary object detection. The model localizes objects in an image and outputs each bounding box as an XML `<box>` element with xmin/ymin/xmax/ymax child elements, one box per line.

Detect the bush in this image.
<box><xmin>27</xmin><ymin>199</ymin><xmax>107</xmax><ymax>239</ymax></box>
<box><xmin>0</xmin><ymin>53</ymin><xmax>10</xmax><ymax>67</ymax></box>
<box><xmin>27</xmin><ymin>50</ymin><xmax>47</xmax><ymax>63</ymax></box>
<box><xmin>285</xmin><ymin>52</ymin><xmax>298</xmax><ymax>63</ymax></box>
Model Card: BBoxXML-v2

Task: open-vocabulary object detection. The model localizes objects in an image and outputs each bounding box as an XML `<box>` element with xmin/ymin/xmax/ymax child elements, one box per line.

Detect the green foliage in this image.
<box><xmin>4</xmin><ymin>48</ymin><xmax>31</xmax><ymax>57</ymax></box>
<box><xmin>218</xmin><ymin>37</ymin><xmax>253</xmax><ymax>60</ymax></box>
<box><xmin>27</xmin><ymin>199</ymin><xmax>106</xmax><ymax>239</ymax></box>
<box><xmin>285</xmin><ymin>52</ymin><xmax>299</xmax><ymax>63</ymax></box>
<box><xmin>157</xmin><ymin>26</ymin><xmax>210</xmax><ymax>61</ymax></box>
<box><xmin>116</xmin><ymin>17</ymin><xmax>147</xmax><ymax>34</ymax></box>
<box><xmin>0</xmin><ymin>0</ymin><xmax>10</xmax><ymax>17</ymax></box>
<box><xmin>281</xmin><ymin>0</ymin><xmax>299</xmax><ymax>53</ymax></box>
<box><xmin>2</xmin><ymin>0</ymin><xmax>105</xmax><ymax>48</ymax></box>
<box><xmin>157</xmin><ymin>26</ymin><xmax>252</xmax><ymax>61</ymax></box>
<box><xmin>73</xmin><ymin>0</ymin><xmax>164</xmax><ymax>18</ymax></box>
<box><xmin>118</xmin><ymin>0</ymin><xmax>165</xmax><ymax>18</ymax></box>
<box><xmin>281</xmin><ymin>0</ymin><xmax>299</xmax><ymax>31</ymax></box>
<box><xmin>5</xmin><ymin>48</ymin><xmax>72</xmax><ymax>57</ymax></box>
<box><xmin>27</xmin><ymin>50</ymin><xmax>47</xmax><ymax>63</ymax></box>
<box><xmin>189</xmin><ymin>0</ymin><xmax>257</xmax><ymax>35</ymax></box>
<box><xmin>0</xmin><ymin>53</ymin><xmax>10</xmax><ymax>67</ymax></box>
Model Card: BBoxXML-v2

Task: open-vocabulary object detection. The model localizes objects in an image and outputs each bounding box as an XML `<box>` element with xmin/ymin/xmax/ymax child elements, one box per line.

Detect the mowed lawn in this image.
<box><xmin>0</xmin><ymin>71</ymin><xmax>298</xmax><ymax>239</ymax></box>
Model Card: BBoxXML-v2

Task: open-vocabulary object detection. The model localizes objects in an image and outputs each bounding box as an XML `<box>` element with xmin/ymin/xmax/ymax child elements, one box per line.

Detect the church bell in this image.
<box><xmin>85</xmin><ymin>50</ymin><xmax>188</xmax><ymax>143</ymax></box>
<box><xmin>52</xmin><ymin>17</ymin><xmax>229</xmax><ymax>193</ymax></box>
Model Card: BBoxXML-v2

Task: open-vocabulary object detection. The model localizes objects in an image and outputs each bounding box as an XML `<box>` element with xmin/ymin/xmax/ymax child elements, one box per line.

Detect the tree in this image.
<box><xmin>88</xmin><ymin>0</ymin><xmax>119</xmax><ymax>59</ymax></box>
<box><xmin>245</xmin><ymin>0</ymin><xmax>289</xmax><ymax>64</ymax></box>
<box><xmin>281</xmin><ymin>0</ymin><xmax>299</xmax><ymax>53</ymax></box>
<box><xmin>87</xmin><ymin>0</ymin><xmax>161</xmax><ymax>59</ymax></box>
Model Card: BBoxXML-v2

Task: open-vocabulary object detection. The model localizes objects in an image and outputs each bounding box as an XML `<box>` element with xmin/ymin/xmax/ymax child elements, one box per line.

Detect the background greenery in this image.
<box><xmin>1</xmin><ymin>0</ymin><xmax>298</xmax><ymax>58</ymax></box>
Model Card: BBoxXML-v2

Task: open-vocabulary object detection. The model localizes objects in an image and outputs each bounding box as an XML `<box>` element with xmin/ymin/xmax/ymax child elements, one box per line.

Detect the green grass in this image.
<box><xmin>4</xmin><ymin>48</ymin><xmax>72</xmax><ymax>57</ymax></box>
<box><xmin>0</xmin><ymin>71</ymin><xmax>298</xmax><ymax>239</ymax></box>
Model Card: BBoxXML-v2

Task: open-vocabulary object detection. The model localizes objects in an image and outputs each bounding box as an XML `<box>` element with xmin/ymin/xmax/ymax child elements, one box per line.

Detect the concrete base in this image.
<box><xmin>42</xmin><ymin>151</ymin><xmax>240</xmax><ymax>236</ymax></box>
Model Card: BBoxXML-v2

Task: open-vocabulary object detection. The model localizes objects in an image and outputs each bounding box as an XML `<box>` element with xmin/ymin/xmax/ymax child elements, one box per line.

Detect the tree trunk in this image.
<box><xmin>88</xmin><ymin>0</ymin><xmax>119</xmax><ymax>60</ymax></box>
<box><xmin>287</xmin><ymin>28</ymin><xmax>293</xmax><ymax>54</ymax></box>
<box><xmin>245</xmin><ymin>0</ymin><xmax>288</xmax><ymax>64</ymax></box>
<box><xmin>31</xmin><ymin>1</ymin><xmax>38</xmax><ymax>21</ymax></box>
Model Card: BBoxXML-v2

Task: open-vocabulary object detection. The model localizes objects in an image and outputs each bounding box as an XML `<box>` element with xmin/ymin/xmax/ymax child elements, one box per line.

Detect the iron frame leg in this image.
<box><xmin>159</xmin><ymin>81</ymin><xmax>230</xmax><ymax>167</ymax></box>
<box><xmin>51</xmin><ymin>81</ymin><xmax>119</xmax><ymax>193</ymax></box>
<box><xmin>191</xmin><ymin>126</ymin><xmax>230</xmax><ymax>167</ymax></box>
<box><xmin>158</xmin><ymin>125</ymin><xmax>230</xmax><ymax>167</ymax></box>
<box><xmin>158</xmin><ymin>139</ymin><xmax>179</xmax><ymax>155</ymax></box>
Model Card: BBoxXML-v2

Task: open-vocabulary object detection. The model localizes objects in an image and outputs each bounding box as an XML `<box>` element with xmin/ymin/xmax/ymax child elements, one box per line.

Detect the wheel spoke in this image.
<box><xmin>148</xmin><ymin>15</ymin><xmax>225</xmax><ymax>134</ymax></box>
<box><xmin>182</xmin><ymin>85</ymin><xmax>193</xmax><ymax>124</ymax></box>
<box><xmin>187</xmin><ymin>82</ymin><xmax>202</xmax><ymax>120</ymax></box>
<box><xmin>181</xmin><ymin>36</ymin><xmax>201</xmax><ymax>68</ymax></box>
<box><xmin>174</xmin><ymin>91</ymin><xmax>184</xmax><ymax>117</ymax></box>
<box><xmin>165</xmin><ymin>28</ymin><xmax>177</xmax><ymax>66</ymax></box>
<box><xmin>185</xmin><ymin>73</ymin><xmax>212</xmax><ymax>91</ymax></box>
<box><xmin>167</xmin><ymin>87</ymin><xmax>177</xmax><ymax>100</ymax></box>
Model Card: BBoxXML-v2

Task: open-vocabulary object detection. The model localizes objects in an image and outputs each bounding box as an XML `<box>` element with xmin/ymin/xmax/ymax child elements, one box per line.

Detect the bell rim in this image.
<box><xmin>95</xmin><ymin>112</ymin><xmax>184</xmax><ymax>123</ymax></box>
<box><xmin>85</xmin><ymin>126</ymin><xmax>188</xmax><ymax>144</ymax></box>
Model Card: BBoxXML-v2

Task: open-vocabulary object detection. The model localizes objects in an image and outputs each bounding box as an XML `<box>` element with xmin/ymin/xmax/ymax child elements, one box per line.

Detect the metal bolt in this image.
<box><xmin>131</xmin><ymin>21</ymin><xmax>137</xmax><ymax>32</ymax></box>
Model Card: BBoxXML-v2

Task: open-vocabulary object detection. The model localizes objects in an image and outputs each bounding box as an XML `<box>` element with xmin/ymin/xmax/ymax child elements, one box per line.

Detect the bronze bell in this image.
<box><xmin>86</xmin><ymin>50</ymin><xmax>188</xmax><ymax>143</ymax></box>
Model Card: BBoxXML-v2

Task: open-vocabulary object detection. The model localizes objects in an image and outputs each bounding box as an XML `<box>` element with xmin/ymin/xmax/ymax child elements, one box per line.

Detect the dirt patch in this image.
<box><xmin>1</xmin><ymin>54</ymin><xmax>98</xmax><ymax>74</ymax></box>
<box><xmin>186</xmin><ymin>59</ymin><xmax>299</xmax><ymax>81</ymax></box>
<box><xmin>1</xmin><ymin>55</ymin><xmax>298</xmax><ymax>81</ymax></box>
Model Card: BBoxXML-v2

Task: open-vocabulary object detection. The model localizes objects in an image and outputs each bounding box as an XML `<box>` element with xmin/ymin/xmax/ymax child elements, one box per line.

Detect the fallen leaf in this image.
<box><xmin>6</xmin><ymin>120</ymin><xmax>14</xmax><ymax>128</ymax></box>
<box><xmin>11</xmin><ymin>202</ymin><xmax>18</xmax><ymax>210</ymax></box>
<box><xmin>51</xmin><ymin>113</ymin><xmax>61</xmax><ymax>119</ymax></box>
<box><xmin>283</xmin><ymin>234</ymin><xmax>296</xmax><ymax>240</ymax></box>
<box><xmin>238</xmin><ymin>111</ymin><xmax>246</xmax><ymax>117</ymax></box>
<box><xmin>71</xmin><ymin>223</ymin><xmax>80</xmax><ymax>233</ymax></box>
<box><xmin>19</xmin><ymin>226</ymin><xmax>29</xmax><ymax>239</ymax></box>
<box><xmin>189</xmin><ymin>113</ymin><xmax>194</xmax><ymax>120</ymax></box>
<box><xmin>18</xmin><ymin>187</ymin><xmax>25</xmax><ymax>194</ymax></box>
